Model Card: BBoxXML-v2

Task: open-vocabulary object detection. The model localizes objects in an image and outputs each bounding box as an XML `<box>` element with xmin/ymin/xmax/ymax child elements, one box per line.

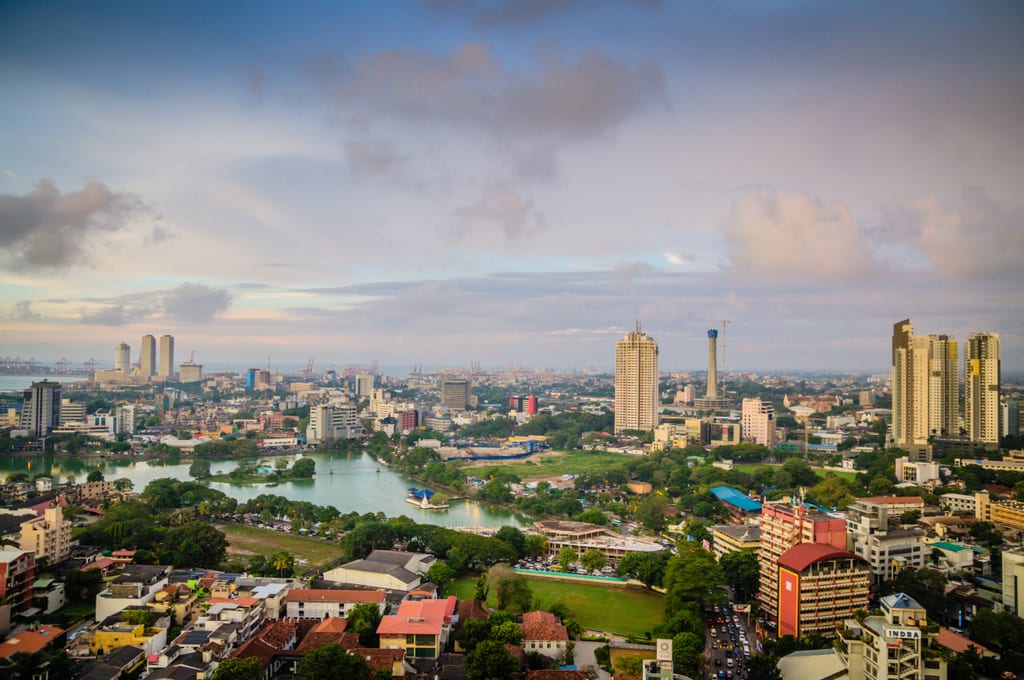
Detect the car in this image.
<box><xmin>718</xmin><ymin>672</ymin><xmax>726</xmax><ymax>679</ymax></box>
<box><xmin>727</xmin><ymin>659</ymin><xmax>735</xmax><ymax>668</ymax></box>
<box><xmin>712</xmin><ymin>641</ymin><xmax>719</xmax><ymax>649</ymax></box>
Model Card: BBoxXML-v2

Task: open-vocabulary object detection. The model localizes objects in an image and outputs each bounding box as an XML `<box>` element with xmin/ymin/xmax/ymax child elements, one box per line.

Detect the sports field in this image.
<box><xmin>460</xmin><ymin>450</ymin><xmax>633</xmax><ymax>479</ymax></box>
<box><xmin>449</xmin><ymin>574</ymin><xmax>665</xmax><ymax>638</ymax></box>
<box><xmin>216</xmin><ymin>522</ymin><xmax>342</xmax><ymax>568</ymax></box>
<box><xmin>731</xmin><ymin>463</ymin><xmax>857</xmax><ymax>482</ymax></box>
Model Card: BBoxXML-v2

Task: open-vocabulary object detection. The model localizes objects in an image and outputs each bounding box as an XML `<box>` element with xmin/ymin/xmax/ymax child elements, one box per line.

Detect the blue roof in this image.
<box><xmin>881</xmin><ymin>593</ymin><xmax>923</xmax><ymax>610</ymax></box>
<box><xmin>710</xmin><ymin>486</ymin><xmax>762</xmax><ymax>512</ymax></box>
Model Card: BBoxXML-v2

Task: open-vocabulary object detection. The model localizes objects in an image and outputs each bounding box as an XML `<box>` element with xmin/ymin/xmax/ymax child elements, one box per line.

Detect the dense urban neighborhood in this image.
<box><xmin>0</xmin><ymin>318</ymin><xmax>1022</xmax><ymax>680</ymax></box>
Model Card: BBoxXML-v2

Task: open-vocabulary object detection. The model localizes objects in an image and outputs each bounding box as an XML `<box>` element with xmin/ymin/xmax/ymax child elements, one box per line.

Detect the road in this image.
<box><xmin>573</xmin><ymin>640</ymin><xmax>613</xmax><ymax>680</ymax></box>
<box><xmin>703</xmin><ymin>603</ymin><xmax>755</xmax><ymax>680</ymax></box>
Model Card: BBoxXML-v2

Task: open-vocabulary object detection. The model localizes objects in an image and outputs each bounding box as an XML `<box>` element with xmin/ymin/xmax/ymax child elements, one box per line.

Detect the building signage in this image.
<box><xmin>886</xmin><ymin>628</ymin><xmax>920</xmax><ymax>639</ymax></box>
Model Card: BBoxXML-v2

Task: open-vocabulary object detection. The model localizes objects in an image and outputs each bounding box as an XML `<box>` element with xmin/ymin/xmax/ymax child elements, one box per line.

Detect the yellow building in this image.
<box><xmin>614</xmin><ymin>322</ymin><xmax>659</xmax><ymax>434</ymax></box>
<box><xmin>975</xmin><ymin>491</ymin><xmax>1024</xmax><ymax>531</ymax></box>
<box><xmin>90</xmin><ymin>621</ymin><xmax>167</xmax><ymax>656</ymax></box>
<box><xmin>19</xmin><ymin>504</ymin><xmax>72</xmax><ymax>565</ymax></box>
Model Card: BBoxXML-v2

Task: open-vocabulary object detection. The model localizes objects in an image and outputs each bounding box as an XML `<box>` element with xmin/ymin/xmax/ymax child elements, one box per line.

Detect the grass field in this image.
<box><xmin>460</xmin><ymin>450</ymin><xmax>633</xmax><ymax>479</ymax></box>
<box><xmin>449</xmin><ymin>575</ymin><xmax>665</xmax><ymax>638</ymax></box>
<box><xmin>731</xmin><ymin>463</ymin><xmax>857</xmax><ymax>482</ymax></box>
<box><xmin>216</xmin><ymin>522</ymin><xmax>343</xmax><ymax>568</ymax></box>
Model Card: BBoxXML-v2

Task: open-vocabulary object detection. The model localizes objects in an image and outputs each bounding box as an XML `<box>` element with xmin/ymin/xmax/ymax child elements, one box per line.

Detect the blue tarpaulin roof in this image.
<box><xmin>710</xmin><ymin>486</ymin><xmax>762</xmax><ymax>512</ymax></box>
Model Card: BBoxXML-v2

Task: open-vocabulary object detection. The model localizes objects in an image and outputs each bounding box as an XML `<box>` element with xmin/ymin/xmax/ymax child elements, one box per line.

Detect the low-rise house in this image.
<box><xmin>228</xmin><ymin>619</ymin><xmax>298</xmax><ymax>678</ymax></box>
<box><xmin>96</xmin><ymin>564</ymin><xmax>172</xmax><ymax>621</ymax></box>
<box><xmin>377</xmin><ymin>596</ymin><xmax>457</xmax><ymax>660</ymax></box>
<box><xmin>149</xmin><ymin>583</ymin><xmax>199</xmax><ymax>626</ymax></box>
<box><xmin>32</xmin><ymin>578</ymin><xmax>65</xmax><ymax>615</ymax></box>
<box><xmin>0</xmin><ymin>624</ymin><xmax>65</xmax><ymax>665</ymax></box>
<box><xmin>198</xmin><ymin>598</ymin><xmax>264</xmax><ymax>641</ymax></box>
<box><xmin>284</xmin><ymin>588</ymin><xmax>386</xmax><ymax>619</ymax></box>
<box><xmin>521</xmin><ymin>611</ymin><xmax>569</xmax><ymax>660</ymax></box>
<box><xmin>323</xmin><ymin>550</ymin><xmax>435</xmax><ymax>591</ymax></box>
<box><xmin>90</xmin><ymin>612</ymin><xmax>168</xmax><ymax>657</ymax></box>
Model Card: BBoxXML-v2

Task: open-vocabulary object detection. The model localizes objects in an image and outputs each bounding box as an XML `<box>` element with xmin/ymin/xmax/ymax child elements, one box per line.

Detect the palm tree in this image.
<box><xmin>271</xmin><ymin>551</ymin><xmax>295</xmax><ymax>577</ymax></box>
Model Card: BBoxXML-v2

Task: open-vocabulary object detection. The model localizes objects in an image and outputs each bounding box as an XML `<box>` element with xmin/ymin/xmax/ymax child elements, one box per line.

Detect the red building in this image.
<box><xmin>510</xmin><ymin>395</ymin><xmax>538</xmax><ymax>415</ymax></box>
<box><xmin>399</xmin><ymin>410</ymin><xmax>418</xmax><ymax>432</ymax></box>
<box><xmin>777</xmin><ymin>543</ymin><xmax>870</xmax><ymax>639</ymax></box>
<box><xmin>0</xmin><ymin>549</ymin><xmax>35</xmax><ymax>613</ymax></box>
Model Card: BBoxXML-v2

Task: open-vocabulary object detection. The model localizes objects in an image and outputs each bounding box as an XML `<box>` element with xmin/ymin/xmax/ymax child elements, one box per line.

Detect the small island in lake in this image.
<box><xmin>406</xmin><ymin>487</ymin><xmax>449</xmax><ymax>510</ymax></box>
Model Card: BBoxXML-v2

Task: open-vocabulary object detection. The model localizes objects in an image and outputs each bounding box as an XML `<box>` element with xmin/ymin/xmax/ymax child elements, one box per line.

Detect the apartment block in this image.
<box><xmin>836</xmin><ymin>593</ymin><xmax>947</xmax><ymax>680</ymax></box>
<box><xmin>777</xmin><ymin>543</ymin><xmax>870</xmax><ymax>638</ymax></box>
<box><xmin>19</xmin><ymin>504</ymin><xmax>72</xmax><ymax>566</ymax></box>
<box><xmin>846</xmin><ymin>497</ymin><xmax>926</xmax><ymax>584</ymax></box>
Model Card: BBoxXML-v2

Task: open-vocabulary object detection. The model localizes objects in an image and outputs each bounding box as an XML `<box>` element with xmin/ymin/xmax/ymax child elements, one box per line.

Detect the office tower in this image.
<box><xmin>158</xmin><ymin>334</ymin><xmax>175</xmax><ymax>379</ymax></box>
<box><xmin>440</xmin><ymin>377</ymin><xmax>471</xmax><ymax>411</ymax></box>
<box><xmin>965</xmin><ymin>332</ymin><xmax>1001</xmax><ymax>444</ymax></box>
<box><xmin>114</xmin><ymin>342</ymin><xmax>130</xmax><ymax>373</ymax></box>
<box><xmin>614</xmin><ymin>322</ymin><xmax>659</xmax><ymax>434</ymax></box>
<box><xmin>706</xmin><ymin>329</ymin><xmax>719</xmax><ymax>399</ymax></box>
<box><xmin>355</xmin><ymin>373</ymin><xmax>375</xmax><ymax>398</ymax></box>
<box><xmin>140</xmin><ymin>334</ymin><xmax>156</xmax><ymax>378</ymax></box>
<box><xmin>891</xmin><ymin>319</ymin><xmax>957</xmax><ymax>447</ymax></box>
<box><xmin>19</xmin><ymin>381</ymin><xmax>61</xmax><ymax>436</ymax></box>
<box><xmin>307</xmin><ymin>404</ymin><xmax>362</xmax><ymax>444</ymax></box>
<box><xmin>741</xmin><ymin>397</ymin><xmax>776</xmax><ymax>446</ymax></box>
<box><xmin>178</xmin><ymin>362</ymin><xmax>202</xmax><ymax>383</ymax></box>
<box><xmin>246</xmin><ymin>368</ymin><xmax>257</xmax><ymax>391</ymax></box>
<box><xmin>759</xmin><ymin>501</ymin><xmax>846</xmax><ymax>626</ymax></box>
<box><xmin>59</xmin><ymin>398</ymin><xmax>86</xmax><ymax>424</ymax></box>
<box><xmin>509</xmin><ymin>395</ymin><xmax>538</xmax><ymax>416</ymax></box>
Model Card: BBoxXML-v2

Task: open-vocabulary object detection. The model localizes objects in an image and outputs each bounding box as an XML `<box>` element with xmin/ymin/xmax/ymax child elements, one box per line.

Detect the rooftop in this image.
<box><xmin>778</xmin><ymin>543</ymin><xmax>866</xmax><ymax>572</ymax></box>
<box><xmin>285</xmin><ymin>589</ymin><xmax>386</xmax><ymax>603</ymax></box>
<box><xmin>710</xmin><ymin>486</ymin><xmax>762</xmax><ymax>512</ymax></box>
<box><xmin>377</xmin><ymin>596</ymin><xmax>456</xmax><ymax>636</ymax></box>
<box><xmin>881</xmin><ymin>592</ymin><xmax>923</xmax><ymax>610</ymax></box>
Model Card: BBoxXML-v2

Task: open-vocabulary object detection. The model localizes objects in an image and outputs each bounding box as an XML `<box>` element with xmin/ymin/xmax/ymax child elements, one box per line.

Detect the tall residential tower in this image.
<box><xmin>891</xmin><ymin>319</ymin><xmax>957</xmax><ymax>447</ymax></box>
<box><xmin>965</xmin><ymin>332</ymin><xmax>1000</xmax><ymax>444</ymax></box>
<box><xmin>614</xmin><ymin>322</ymin><xmax>659</xmax><ymax>434</ymax></box>
<box><xmin>114</xmin><ymin>342</ymin><xmax>130</xmax><ymax>373</ymax></box>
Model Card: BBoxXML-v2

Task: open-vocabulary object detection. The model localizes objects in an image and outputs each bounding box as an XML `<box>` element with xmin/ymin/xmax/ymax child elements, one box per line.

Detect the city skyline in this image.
<box><xmin>1</xmin><ymin>2</ymin><xmax>1022</xmax><ymax>371</ymax></box>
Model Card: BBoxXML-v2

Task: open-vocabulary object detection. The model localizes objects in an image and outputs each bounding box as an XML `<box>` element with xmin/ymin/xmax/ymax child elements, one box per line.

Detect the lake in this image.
<box><xmin>0</xmin><ymin>450</ymin><xmax>527</xmax><ymax>528</ymax></box>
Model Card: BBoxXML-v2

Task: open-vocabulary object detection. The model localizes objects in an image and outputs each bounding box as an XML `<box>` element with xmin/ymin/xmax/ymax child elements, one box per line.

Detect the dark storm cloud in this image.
<box><xmin>75</xmin><ymin>282</ymin><xmax>230</xmax><ymax>325</ymax></box>
<box><xmin>0</xmin><ymin>180</ymin><xmax>153</xmax><ymax>271</ymax></box>
<box><xmin>311</xmin><ymin>43</ymin><xmax>664</xmax><ymax>141</ymax></box>
<box><xmin>162</xmin><ymin>283</ymin><xmax>231</xmax><ymax>322</ymax></box>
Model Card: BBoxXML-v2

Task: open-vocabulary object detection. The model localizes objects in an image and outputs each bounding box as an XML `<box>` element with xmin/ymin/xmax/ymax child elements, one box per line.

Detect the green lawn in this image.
<box><xmin>461</xmin><ymin>450</ymin><xmax>633</xmax><ymax>479</ymax></box>
<box><xmin>215</xmin><ymin>522</ymin><xmax>343</xmax><ymax>568</ymax></box>
<box><xmin>449</xmin><ymin>575</ymin><xmax>665</xmax><ymax>638</ymax></box>
<box><xmin>731</xmin><ymin>463</ymin><xmax>856</xmax><ymax>482</ymax></box>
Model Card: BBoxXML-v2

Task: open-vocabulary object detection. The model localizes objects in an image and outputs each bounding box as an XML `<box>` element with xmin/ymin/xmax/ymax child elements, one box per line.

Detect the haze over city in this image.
<box><xmin>1</xmin><ymin>2</ymin><xmax>1022</xmax><ymax>372</ymax></box>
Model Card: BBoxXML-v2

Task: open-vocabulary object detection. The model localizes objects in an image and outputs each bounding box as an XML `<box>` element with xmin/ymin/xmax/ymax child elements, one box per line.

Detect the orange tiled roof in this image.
<box><xmin>0</xmin><ymin>626</ymin><xmax>64</xmax><ymax>660</ymax></box>
<box><xmin>521</xmin><ymin>611</ymin><xmax>568</xmax><ymax>642</ymax></box>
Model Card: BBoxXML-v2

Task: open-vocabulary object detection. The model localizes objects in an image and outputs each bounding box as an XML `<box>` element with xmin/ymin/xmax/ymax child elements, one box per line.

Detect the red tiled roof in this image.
<box><xmin>377</xmin><ymin>596</ymin><xmax>456</xmax><ymax>636</ymax></box>
<box><xmin>232</xmin><ymin>620</ymin><xmax>296</xmax><ymax>666</ymax></box>
<box><xmin>777</xmin><ymin>543</ymin><xmax>866</xmax><ymax>572</ymax></box>
<box><xmin>521</xmin><ymin>611</ymin><xmax>568</xmax><ymax>642</ymax></box>
<box><xmin>285</xmin><ymin>589</ymin><xmax>385</xmax><ymax>603</ymax></box>
<box><xmin>937</xmin><ymin>627</ymin><xmax>991</xmax><ymax>655</ymax></box>
<box><xmin>206</xmin><ymin>596</ymin><xmax>259</xmax><ymax>608</ymax></box>
<box><xmin>0</xmin><ymin>626</ymin><xmax>64</xmax><ymax>660</ymax></box>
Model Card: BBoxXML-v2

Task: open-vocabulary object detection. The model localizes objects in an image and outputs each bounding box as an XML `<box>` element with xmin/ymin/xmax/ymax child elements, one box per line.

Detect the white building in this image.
<box><xmin>845</xmin><ymin>497</ymin><xmax>926</xmax><ymax>584</ymax></box>
<box><xmin>894</xmin><ymin>457</ymin><xmax>941</xmax><ymax>485</ymax></box>
<box><xmin>306</xmin><ymin>404</ymin><xmax>363</xmax><ymax>445</ymax></box>
<box><xmin>1003</xmin><ymin>550</ymin><xmax>1024</xmax><ymax>617</ymax></box>
<box><xmin>741</xmin><ymin>398</ymin><xmax>777</xmax><ymax>446</ymax></box>
<box><xmin>283</xmin><ymin>589</ymin><xmax>386</xmax><ymax>619</ymax></box>
<box><xmin>939</xmin><ymin>493</ymin><xmax>975</xmax><ymax>515</ymax></box>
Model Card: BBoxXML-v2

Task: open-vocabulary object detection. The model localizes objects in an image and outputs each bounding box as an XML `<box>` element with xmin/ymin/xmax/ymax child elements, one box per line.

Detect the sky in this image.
<box><xmin>1</xmin><ymin>0</ymin><xmax>1022</xmax><ymax>374</ymax></box>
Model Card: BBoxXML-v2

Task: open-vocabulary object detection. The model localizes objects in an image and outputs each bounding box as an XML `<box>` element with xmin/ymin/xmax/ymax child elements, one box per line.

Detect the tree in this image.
<box><xmin>86</xmin><ymin>469</ymin><xmax>105</xmax><ymax>483</ymax></box>
<box><xmin>296</xmin><ymin>643</ymin><xmax>371</xmax><ymax>680</ymax></box>
<box><xmin>347</xmin><ymin>601</ymin><xmax>383</xmax><ymax>647</ymax></box>
<box><xmin>636</xmin><ymin>494</ymin><xmax>670</xmax><ymax>532</ymax></box>
<box><xmin>487</xmin><ymin>564</ymin><xmax>533</xmax><ymax>613</ymax></box>
<box><xmin>746</xmin><ymin>654</ymin><xmax>782</xmax><ymax>680</ymax></box>
<box><xmin>523</xmin><ymin>534</ymin><xmax>547</xmax><ymax>559</ymax></box>
<box><xmin>491</xmin><ymin>620</ymin><xmax>523</xmax><ymax>645</ymax></box>
<box><xmin>618</xmin><ymin>551</ymin><xmax>670</xmax><ymax>589</ymax></box>
<box><xmin>456</xmin><ymin>618</ymin><xmax>493</xmax><ymax>653</ymax></box>
<box><xmin>580</xmin><ymin>549</ymin><xmax>607</xmax><ymax>573</ymax></box>
<box><xmin>721</xmin><ymin>549</ymin><xmax>760</xmax><ymax>602</ymax></box>
<box><xmin>889</xmin><ymin>568</ymin><xmax>947</xmax><ymax>621</ymax></box>
<box><xmin>290</xmin><ymin>457</ymin><xmax>316</xmax><ymax>478</ymax></box>
<box><xmin>113</xmin><ymin>478</ymin><xmax>134</xmax><ymax>491</ymax></box>
<box><xmin>557</xmin><ymin>546</ymin><xmax>577</xmax><ymax>571</ymax></box>
<box><xmin>159</xmin><ymin>521</ymin><xmax>228</xmax><ymax>568</ymax></box>
<box><xmin>672</xmin><ymin>631</ymin><xmax>705</xmax><ymax>677</ymax></box>
<box><xmin>465</xmin><ymin>639</ymin><xmax>518</xmax><ymax>680</ymax></box>
<box><xmin>577</xmin><ymin>508</ymin><xmax>608</xmax><ymax>525</ymax></box>
<box><xmin>212</xmin><ymin>657</ymin><xmax>264</xmax><ymax>680</ymax></box>
<box><xmin>270</xmin><ymin>551</ymin><xmax>295</xmax><ymax>577</ymax></box>
<box><xmin>426</xmin><ymin>562</ymin><xmax>455</xmax><ymax>591</ymax></box>
<box><xmin>65</xmin><ymin>567</ymin><xmax>104</xmax><ymax>604</ymax></box>
<box><xmin>121</xmin><ymin>609</ymin><xmax>156</xmax><ymax>627</ymax></box>
<box><xmin>494</xmin><ymin>526</ymin><xmax>526</xmax><ymax>557</ymax></box>
<box><xmin>189</xmin><ymin>459</ymin><xmax>212</xmax><ymax>480</ymax></box>
<box><xmin>663</xmin><ymin>543</ymin><xmax>724</xmax><ymax>616</ymax></box>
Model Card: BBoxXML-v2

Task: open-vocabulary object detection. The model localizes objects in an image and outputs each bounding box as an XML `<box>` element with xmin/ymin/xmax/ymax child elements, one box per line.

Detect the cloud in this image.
<box><xmin>0</xmin><ymin>179</ymin><xmax>153</xmax><ymax>271</ymax></box>
<box><xmin>450</xmin><ymin>186</ymin><xmax>548</xmax><ymax>243</ymax></box>
<box><xmin>312</xmin><ymin>43</ymin><xmax>664</xmax><ymax>142</ymax></box>
<box><xmin>3</xmin><ymin>300</ymin><xmax>41</xmax><ymax>321</ymax></box>
<box><xmin>81</xmin><ymin>304</ymin><xmax>131</xmax><ymax>326</ymax></box>
<box><xmin>725</xmin><ymin>190</ymin><xmax>878</xmax><ymax>279</ymax></box>
<box><xmin>425</xmin><ymin>0</ymin><xmax>661</xmax><ymax>28</ymax></box>
<box><xmin>913</xmin><ymin>188</ymin><xmax>1024</xmax><ymax>279</ymax></box>
<box><xmin>664</xmin><ymin>251</ymin><xmax>696</xmax><ymax>266</ymax></box>
<box><xmin>162</xmin><ymin>282</ymin><xmax>231</xmax><ymax>322</ymax></box>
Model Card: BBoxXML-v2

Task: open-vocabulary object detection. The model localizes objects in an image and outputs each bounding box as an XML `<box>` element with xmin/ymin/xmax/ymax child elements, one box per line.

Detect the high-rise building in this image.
<box><xmin>759</xmin><ymin>501</ymin><xmax>847</xmax><ymax>626</ymax></box>
<box><xmin>59</xmin><ymin>398</ymin><xmax>86</xmax><ymax>424</ymax></box>
<box><xmin>965</xmin><ymin>332</ymin><xmax>1000</xmax><ymax>444</ymax></box>
<box><xmin>158</xmin><ymin>334</ymin><xmax>175</xmax><ymax>380</ymax></box>
<box><xmin>140</xmin><ymin>334</ymin><xmax>156</xmax><ymax>378</ymax></box>
<box><xmin>355</xmin><ymin>373</ymin><xmax>375</xmax><ymax>398</ymax></box>
<box><xmin>179</xmin><ymin>361</ymin><xmax>202</xmax><ymax>383</ymax></box>
<box><xmin>19</xmin><ymin>381</ymin><xmax>61</xmax><ymax>436</ymax></box>
<box><xmin>509</xmin><ymin>395</ymin><xmax>538</xmax><ymax>416</ymax></box>
<box><xmin>614</xmin><ymin>322</ymin><xmax>659</xmax><ymax>434</ymax></box>
<box><xmin>114</xmin><ymin>342</ymin><xmax>130</xmax><ymax>373</ymax></box>
<box><xmin>440</xmin><ymin>377</ymin><xmax>471</xmax><ymax>411</ymax></box>
<box><xmin>19</xmin><ymin>504</ymin><xmax>72</xmax><ymax>565</ymax></box>
<box><xmin>741</xmin><ymin>397</ymin><xmax>776</xmax><ymax>446</ymax></box>
<box><xmin>891</xmin><ymin>319</ymin><xmax>957</xmax><ymax>447</ymax></box>
<box><xmin>777</xmin><ymin>543</ymin><xmax>870</xmax><ymax>639</ymax></box>
<box><xmin>307</xmin><ymin>405</ymin><xmax>363</xmax><ymax>445</ymax></box>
